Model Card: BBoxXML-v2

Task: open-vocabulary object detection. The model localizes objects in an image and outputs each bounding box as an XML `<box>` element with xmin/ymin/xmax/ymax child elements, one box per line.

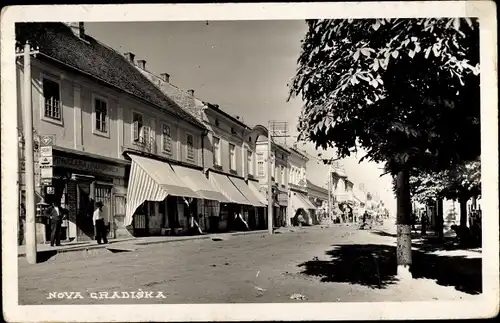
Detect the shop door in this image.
<box><xmin>76</xmin><ymin>183</ymin><xmax>94</xmax><ymax>241</ymax></box>
<box><xmin>94</xmin><ymin>185</ymin><xmax>112</xmax><ymax>238</ymax></box>
<box><xmin>166</xmin><ymin>196</ymin><xmax>178</xmax><ymax>229</ymax></box>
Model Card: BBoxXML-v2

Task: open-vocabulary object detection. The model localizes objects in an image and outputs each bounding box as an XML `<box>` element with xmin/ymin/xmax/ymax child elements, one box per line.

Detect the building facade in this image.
<box><xmin>136</xmin><ymin>66</ymin><xmax>268</xmax><ymax>232</ymax></box>
<box><xmin>306</xmin><ymin>180</ymin><xmax>329</xmax><ymax>224</ymax></box>
<box><xmin>16</xmin><ymin>22</ymin><xmax>213</xmax><ymax>242</ymax></box>
<box><xmin>287</xmin><ymin>146</ymin><xmax>316</xmax><ymax>226</ymax></box>
<box><xmin>253</xmin><ymin>128</ymin><xmax>290</xmax><ymax>228</ymax></box>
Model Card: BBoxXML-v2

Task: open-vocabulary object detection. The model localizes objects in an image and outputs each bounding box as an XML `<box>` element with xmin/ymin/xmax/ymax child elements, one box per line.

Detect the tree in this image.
<box><xmin>288</xmin><ymin>18</ymin><xmax>480</xmax><ymax>277</ymax></box>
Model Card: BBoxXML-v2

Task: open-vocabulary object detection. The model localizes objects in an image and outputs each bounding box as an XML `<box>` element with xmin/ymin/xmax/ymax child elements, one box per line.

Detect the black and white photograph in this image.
<box><xmin>1</xmin><ymin>2</ymin><xmax>498</xmax><ymax>322</ymax></box>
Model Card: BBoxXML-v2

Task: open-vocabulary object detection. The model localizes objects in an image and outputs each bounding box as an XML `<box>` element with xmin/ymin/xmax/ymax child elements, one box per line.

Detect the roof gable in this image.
<box><xmin>15</xmin><ymin>23</ymin><xmax>205</xmax><ymax>130</ymax></box>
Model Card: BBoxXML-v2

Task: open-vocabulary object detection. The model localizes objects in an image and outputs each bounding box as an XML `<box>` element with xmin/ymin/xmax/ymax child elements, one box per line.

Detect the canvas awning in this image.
<box><xmin>248</xmin><ymin>180</ymin><xmax>268</xmax><ymax>206</ymax></box>
<box><xmin>229</xmin><ymin>177</ymin><xmax>265</xmax><ymax>207</ymax></box>
<box><xmin>209</xmin><ymin>172</ymin><xmax>250</xmax><ymax>205</ymax></box>
<box><xmin>171</xmin><ymin>165</ymin><xmax>231</xmax><ymax>203</ymax></box>
<box><xmin>124</xmin><ymin>155</ymin><xmax>200</xmax><ymax>226</ymax></box>
<box><xmin>292</xmin><ymin>192</ymin><xmax>316</xmax><ymax>210</ymax></box>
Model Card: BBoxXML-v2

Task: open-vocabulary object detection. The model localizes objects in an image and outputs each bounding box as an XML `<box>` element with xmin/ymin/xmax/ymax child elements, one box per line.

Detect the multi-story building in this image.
<box><xmin>136</xmin><ymin>66</ymin><xmax>268</xmax><ymax>232</ymax></box>
<box><xmin>287</xmin><ymin>145</ymin><xmax>316</xmax><ymax>226</ymax></box>
<box><xmin>15</xmin><ymin>22</ymin><xmax>224</xmax><ymax>242</ymax></box>
<box><xmin>306</xmin><ymin>179</ymin><xmax>329</xmax><ymax>224</ymax></box>
<box><xmin>253</xmin><ymin>127</ymin><xmax>290</xmax><ymax>227</ymax></box>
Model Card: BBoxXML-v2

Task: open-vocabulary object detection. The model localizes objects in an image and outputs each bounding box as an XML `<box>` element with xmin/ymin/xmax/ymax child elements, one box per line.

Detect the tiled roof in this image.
<box><xmin>15</xmin><ymin>23</ymin><xmax>205</xmax><ymax>129</ymax></box>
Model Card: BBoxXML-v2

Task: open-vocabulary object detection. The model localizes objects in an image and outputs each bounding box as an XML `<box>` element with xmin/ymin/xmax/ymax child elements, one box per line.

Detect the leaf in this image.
<box><xmin>408</xmin><ymin>50</ymin><xmax>415</xmax><ymax>59</ymax></box>
<box><xmin>353</xmin><ymin>49</ymin><xmax>360</xmax><ymax>61</ymax></box>
<box><xmin>424</xmin><ymin>46</ymin><xmax>432</xmax><ymax>59</ymax></box>
<box><xmin>453</xmin><ymin>18</ymin><xmax>461</xmax><ymax>31</ymax></box>
<box><xmin>392</xmin><ymin>50</ymin><xmax>399</xmax><ymax>59</ymax></box>
<box><xmin>432</xmin><ymin>43</ymin><xmax>441</xmax><ymax>57</ymax></box>
<box><xmin>372</xmin><ymin>20</ymin><xmax>381</xmax><ymax>31</ymax></box>
<box><xmin>370</xmin><ymin>79</ymin><xmax>379</xmax><ymax>88</ymax></box>
<box><xmin>376</xmin><ymin>76</ymin><xmax>384</xmax><ymax>85</ymax></box>
<box><xmin>373</xmin><ymin>59</ymin><xmax>380</xmax><ymax>72</ymax></box>
<box><xmin>360</xmin><ymin>48</ymin><xmax>372</xmax><ymax>57</ymax></box>
<box><xmin>350</xmin><ymin>75</ymin><xmax>359</xmax><ymax>85</ymax></box>
<box><xmin>465</xmin><ymin>17</ymin><xmax>473</xmax><ymax>28</ymax></box>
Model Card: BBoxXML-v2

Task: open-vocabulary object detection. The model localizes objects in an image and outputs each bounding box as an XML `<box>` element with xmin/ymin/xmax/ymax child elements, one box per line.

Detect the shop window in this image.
<box><xmin>42</xmin><ymin>77</ymin><xmax>61</xmax><ymax>121</ymax></box>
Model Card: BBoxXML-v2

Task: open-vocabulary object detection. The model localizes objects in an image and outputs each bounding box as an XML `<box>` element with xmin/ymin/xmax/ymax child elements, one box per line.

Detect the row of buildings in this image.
<box><xmin>16</xmin><ymin>22</ymin><xmax>375</xmax><ymax>243</ymax></box>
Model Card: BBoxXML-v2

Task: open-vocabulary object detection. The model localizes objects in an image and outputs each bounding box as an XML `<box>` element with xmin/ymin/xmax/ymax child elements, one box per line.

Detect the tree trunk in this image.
<box><xmin>459</xmin><ymin>197</ymin><xmax>468</xmax><ymax>227</ymax></box>
<box><xmin>436</xmin><ymin>198</ymin><xmax>444</xmax><ymax>241</ymax></box>
<box><xmin>396</xmin><ymin>169</ymin><xmax>412</xmax><ymax>279</ymax></box>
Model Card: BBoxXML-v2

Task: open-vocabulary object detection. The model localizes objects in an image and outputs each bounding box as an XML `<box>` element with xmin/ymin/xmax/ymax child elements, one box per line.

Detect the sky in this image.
<box><xmin>85</xmin><ymin>20</ymin><xmax>396</xmax><ymax>214</ymax></box>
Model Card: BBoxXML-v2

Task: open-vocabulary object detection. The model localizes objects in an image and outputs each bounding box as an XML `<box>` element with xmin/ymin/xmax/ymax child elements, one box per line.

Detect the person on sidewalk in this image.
<box><xmin>93</xmin><ymin>201</ymin><xmax>108</xmax><ymax>244</ymax></box>
<box><xmin>46</xmin><ymin>201</ymin><xmax>65</xmax><ymax>247</ymax></box>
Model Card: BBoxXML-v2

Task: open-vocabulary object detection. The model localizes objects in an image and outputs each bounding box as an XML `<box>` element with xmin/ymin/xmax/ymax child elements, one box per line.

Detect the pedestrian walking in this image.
<box><xmin>93</xmin><ymin>201</ymin><xmax>108</xmax><ymax>244</ymax></box>
<box><xmin>45</xmin><ymin>201</ymin><xmax>65</xmax><ymax>247</ymax></box>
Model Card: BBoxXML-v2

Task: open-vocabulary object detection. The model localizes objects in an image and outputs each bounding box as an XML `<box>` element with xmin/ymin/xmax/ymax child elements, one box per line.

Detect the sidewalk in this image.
<box><xmin>18</xmin><ymin>229</ymin><xmax>270</xmax><ymax>257</ymax></box>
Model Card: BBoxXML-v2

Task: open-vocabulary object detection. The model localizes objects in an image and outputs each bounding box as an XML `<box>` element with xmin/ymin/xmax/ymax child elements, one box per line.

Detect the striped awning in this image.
<box><xmin>209</xmin><ymin>172</ymin><xmax>250</xmax><ymax>205</ymax></box>
<box><xmin>124</xmin><ymin>155</ymin><xmax>199</xmax><ymax>226</ymax></box>
<box><xmin>171</xmin><ymin>165</ymin><xmax>231</xmax><ymax>203</ymax></box>
<box><xmin>229</xmin><ymin>177</ymin><xmax>265</xmax><ymax>207</ymax></box>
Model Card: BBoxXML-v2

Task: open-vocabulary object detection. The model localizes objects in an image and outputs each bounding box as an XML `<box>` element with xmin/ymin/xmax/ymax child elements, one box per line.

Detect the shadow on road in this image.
<box><xmin>298</xmin><ymin>243</ymin><xmax>482</xmax><ymax>295</ymax></box>
<box><xmin>36</xmin><ymin>250</ymin><xmax>57</xmax><ymax>263</ymax></box>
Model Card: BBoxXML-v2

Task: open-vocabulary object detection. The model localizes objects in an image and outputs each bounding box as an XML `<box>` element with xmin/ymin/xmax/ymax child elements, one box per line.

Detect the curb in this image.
<box><xmin>18</xmin><ymin>230</ymin><xmax>273</xmax><ymax>257</ymax></box>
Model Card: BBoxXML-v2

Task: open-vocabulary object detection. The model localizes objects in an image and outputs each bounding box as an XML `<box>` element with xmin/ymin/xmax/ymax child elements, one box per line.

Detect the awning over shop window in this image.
<box><xmin>248</xmin><ymin>180</ymin><xmax>268</xmax><ymax>206</ymax></box>
<box><xmin>171</xmin><ymin>165</ymin><xmax>231</xmax><ymax>203</ymax></box>
<box><xmin>229</xmin><ymin>177</ymin><xmax>265</xmax><ymax>207</ymax></box>
<box><xmin>124</xmin><ymin>155</ymin><xmax>200</xmax><ymax>226</ymax></box>
<box><xmin>292</xmin><ymin>192</ymin><xmax>316</xmax><ymax>211</ymax></box>
<box><xmin>209</xmin><ymin>172</ymin><xmax>250</xmax><ymax>205</ymax></box>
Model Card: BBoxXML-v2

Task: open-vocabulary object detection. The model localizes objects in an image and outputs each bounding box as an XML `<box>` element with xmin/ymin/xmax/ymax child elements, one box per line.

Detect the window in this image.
<box><xmin>247</xmin><ymin>150</ymin><xmax>253</xmax><ymax>175</ymax></box>
<box><xmin>132</xmin><ymin>112</ymin><xmax>143</xmax><ymax>142</ymax></box>
<box><xmin>186</xmin><ymin>133</ymin><xmax>194</xmax><ymax>160</ymax></box>
<box><xmin>94</xmin><ymin>97</ymin><xmax>108</xmax><ymax>133</ymax></box>
<box><xmin>43</xmin><ymin>78</ymin><xmax>61</xmax><ymax>120</ymax></box>
<box><xmin>213</xmin><ymin>137</ymin><xmax>221</xmax><ymax>166</ymax></box>
<box><xmin>162</xmin><ymin>124</ymin><xmax>172</xmax><ymax>153</ymax></box>
<box><xmin>257</xmin><ymin>153</ymin><xmax>264</xmax><ymax>176</ymax></box>
<box><xmin>281</xmin><ymin>166</ymin><xmax>285</xmax><ymax>185</ymax></box>
<box><xmin>229</xmin><ymin>143</ymin><xmax>236</xmax><ymax>170</ymax></box>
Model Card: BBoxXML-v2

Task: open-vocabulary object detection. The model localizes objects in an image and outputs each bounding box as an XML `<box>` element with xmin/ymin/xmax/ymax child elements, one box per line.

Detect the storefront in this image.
<box><xmin>39</xmin><ymin>146</ymin><xmax>128</xmax><ymax>242</ymax></box>
<box><xmin>290</xmin><ymin>189</ymin><xmax>316</xmax><ymax>226</ymax></box>
<box><xmin>124</xmin><ymin>153</ymin><xmax>229</xmax><ymax>236</ymax></box>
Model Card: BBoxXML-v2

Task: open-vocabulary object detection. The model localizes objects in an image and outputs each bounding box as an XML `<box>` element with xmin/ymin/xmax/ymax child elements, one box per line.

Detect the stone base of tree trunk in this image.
<box><xmin>397</xmin><ymin>224</ymin><xmax>412</xmax><ymax>281</ymax></box>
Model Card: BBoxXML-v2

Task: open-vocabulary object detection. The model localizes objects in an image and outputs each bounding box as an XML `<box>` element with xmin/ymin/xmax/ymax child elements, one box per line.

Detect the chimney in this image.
<box><xmin>187</xmin><ymin>89</ymin><xmax>195</xmax><ymax>96</ymax></box>
<box><xmin>124</xmin><ymin>52</ymin><xmax>135</xmax><ymax>64</ymax></box>
<box><xmin>160</xmin><ymin>73</ymin><xmax>170</xmax><ymax>83</ymax></box>
<box><xmin>67</xmin><ymin>22</ymin><xmax>85</xmax><ymax>39</ymax></box>
<box><xmin>137</xmin><ymin>60</ymin><xmax>146</xmax><ymax>70</ymax></box>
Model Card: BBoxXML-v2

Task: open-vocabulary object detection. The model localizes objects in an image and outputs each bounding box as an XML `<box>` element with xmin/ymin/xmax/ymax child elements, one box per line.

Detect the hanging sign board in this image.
<box><xmin>39</xmin><ymin>156</ymin><xmax>53</xmax><ymax>167</ymax></box>
<box><xmin>40</xmin><ymin>167</ymin><xmax>53</xmax><ymax>179</ymax></box>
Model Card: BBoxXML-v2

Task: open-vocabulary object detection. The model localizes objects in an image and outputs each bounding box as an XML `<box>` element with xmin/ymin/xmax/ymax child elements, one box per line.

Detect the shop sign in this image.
<box><xmin>39</xmin><ymin>156</ymin><xmax>53</xmax><ymax>167</ymax></box>
<box><xmin>40</xmin><ymin>146</ymin><xmax>53</xmax><ymax>157</ymax></box>
<box><xmin>45</xmin><ymin>186</ymin><xmax>55</xmax><ymax>195</ymax></box>
<box><xmin>40</xmin><ymin>167</ymin><xmax>53</xmax><ymax>179</ymax></box>
<box><xmin>53</xmin><ymin>155</ymin><xmax>125</xmax><ymax>177</ymax></box>
<box><xmin>41</xmin><ymin>178</ymin><xmax>52</xmax><ymax>185</ymax></box>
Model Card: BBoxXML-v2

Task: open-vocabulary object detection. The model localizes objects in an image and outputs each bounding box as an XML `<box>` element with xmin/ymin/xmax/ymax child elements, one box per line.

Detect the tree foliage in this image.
<box><xmin>288</xmin><ymin>18</ymin><xmax>480</xmax><ymax>175</ymax></box>
<box><xmin>410</xmin><ymin>157</ymin><xmax>481</xmax><ymax>203</ymax></box>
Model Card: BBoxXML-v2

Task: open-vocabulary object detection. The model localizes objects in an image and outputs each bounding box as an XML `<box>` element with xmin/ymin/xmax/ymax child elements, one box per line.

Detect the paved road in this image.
<box><xmin>18</xmin><ymin>226</ymin><xmax>481</xmax><ymax>304</ymax></box>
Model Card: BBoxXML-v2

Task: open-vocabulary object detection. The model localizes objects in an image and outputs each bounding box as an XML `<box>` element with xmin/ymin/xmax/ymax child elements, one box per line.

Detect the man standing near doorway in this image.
<box><xmin>93</xmin><ymin>201</ymin><xmax>108</xmax><ymax>244</ymax></box>
<box><xmin>46</xmin><ymin>201</ymin><xmax>65</xmax><ymax>247</ymax></box>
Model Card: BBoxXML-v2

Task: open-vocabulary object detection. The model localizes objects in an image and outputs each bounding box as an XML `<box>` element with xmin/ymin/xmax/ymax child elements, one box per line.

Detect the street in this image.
<box><xmin>18</xmin><ymin>225</ymin><xmax>482</xmax><ymax>305</ymax></box>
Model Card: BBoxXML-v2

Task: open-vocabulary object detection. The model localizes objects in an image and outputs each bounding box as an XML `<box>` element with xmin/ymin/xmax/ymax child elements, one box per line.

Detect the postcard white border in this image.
<box><xmin>1</xmin><ymin>1</ymin><xmax>498</xmax><ymax>322</ymax></box>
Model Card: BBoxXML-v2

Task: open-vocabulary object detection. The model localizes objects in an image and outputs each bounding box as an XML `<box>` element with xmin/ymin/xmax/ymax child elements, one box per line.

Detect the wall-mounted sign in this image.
<box><xmin>39</xmin><ymin>135</ymin><xmax>55</xmax><ymax>147</ymax></box>
<box><xmin>40</xmin><ymin>146</ymin><xmax>53</xmax><ymax>157</ymax></box>
<box><xmin>40</xmin><ymin>167</ymin><xmax>53</xmax><ymax>179</ymax></box>
<box><xmin>53</xmin><ymin>155</ymin><xmax>125</xmax><ymax>178</ymax></box>
<box><xmin>41</xmin><ymin>178</ymin><xmax>52</xmax><ymax>186</ymax></box>
<box><xmin>39</xmin><ymin>156</ymin><xmax>53</xmax><ymax>167</ymax></box>
<box><xmin>45</xmin><ymin>186</ymin><xmax>55</xmax><ymax>195</ymax></box>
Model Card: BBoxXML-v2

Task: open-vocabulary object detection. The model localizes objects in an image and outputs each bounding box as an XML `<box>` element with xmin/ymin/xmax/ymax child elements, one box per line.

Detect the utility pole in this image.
<box><xmin>267</xmin><ymin>120</ymin><xmax>273</xmax><ymax>234</ymax></box>
<box><xmin>327</xmin><ymin>163</ymin><xmax>332</xmax><ymax>222</ymax></box>
<box><xmin>16</xmin><ymin>42</ymin><xmax>39</xmax><ymax>265</ymax></box>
